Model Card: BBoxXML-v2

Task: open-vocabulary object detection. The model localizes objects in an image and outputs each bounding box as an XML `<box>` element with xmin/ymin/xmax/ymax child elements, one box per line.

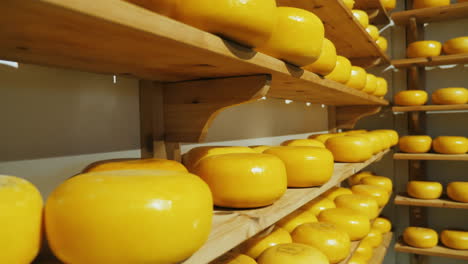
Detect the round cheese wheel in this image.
<box><xmin>403</xmin><ymin>227</ymin><xmax>438</xmax><ymax>248</ymax></box>
<box><xmin>257</xmin><ymin>243</ymin><xmax>329</xmax><ymax>264</ymax></box>
<box><xmin>303</xmin><ymin>38</ymin><xmax>338</xmax><ymax>76</ymax></box>
<box><xmin>351</xmin><ymin>184</ymin><xmax>390</xmax><ymax>207</ymax></box>
<box><xmin>277</xmin><ymin>210</ymin><xmax>318</xmax><ymax>233</ymax></box>
<box><xmin>243</xmin><ymin>228</ymin><xmax>292</xmax><ymax>259</ymax></box>
<box><xmin>407</xmin><ymin>181</ymin><xmax>443</xmax><ymax>199</ymax></box>
<box><xmin>447</xmin><ymin>182</ymin><xmax>468</xmax><ymax>203</ymax></box>
<box><xmin>432</xmin><ymin>87</ymin><xmax>468</xmax><ymax>105</ymax></box>
<box><xmin>301</xmin><ymin>196</ymin><xmax>336</xmax><ymax>215</ymax></box>
<box><xmin>372</xmin><ymin>217</ymin><xmax>392</xmax><ymax>233</ymax></box>
<box><xmin>84</xmin><ymin>158</ymin><xmax>188</xmax><ymax>173</ymax></box>
<box><xmin>335</xmin><ymin>194</ymin><xmax>380</xmax><ymax>219</ymax></box>
<box><xmin>325</xmin><ymin>136</ymin><xmax>374</xmax><ymax>163</ymax></box>
<box><xmin>441</xmin><ymin>230</ymin><xmax>468</xmax><ymax>250</ymax></box>
<box><xmin>399</xmin><ymin>135</ymin><xmax>432</xmax><ymax>153</ymax></box>
<box><xmin>360</xmin><ymin>176</ymin><xmax>393</xmax><ymax>194</ymax></box>
<box><xmin>318</xmin><ymin>208</ymin><xmax>371</xmax><ymax>241</ymax></box>
<box><xmin>432</xmin><ymin>136</ymin><xmax>468</xmax><ymax>154</ymax></box>
<box><xmin>394</xmin><ymin>90</ymin><xmax>428</xmax><ymax>106</ymax></box>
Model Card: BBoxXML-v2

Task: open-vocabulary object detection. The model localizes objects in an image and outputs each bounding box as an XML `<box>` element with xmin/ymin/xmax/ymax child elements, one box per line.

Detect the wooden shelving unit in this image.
<box><xmin>392</xmin><ymin>54</ymin><xmax>468</xmax><ymax>68</ymax></box>
<box><xmin>395</xmin><ymin>194</ymin><xmax>468</xmax><ymax>209</ymax></box>
<box><xmin>393</xmin><ymin>104</ymin><xmax>468</xmax><ymax>112</ymax></box>
<box><xmin>395</xmin><ymin>241</ymin><xmax>468</xmax><ymax>260</ymax></box>
<box><xmin>0</xmin><ymin>0</ymin><xmax>389</xmax><ymax>106</ymax></box>
<box><xmin>276</xmin><ymin>0</ymin><xmax>391</xmax><ymax>68</ymax></box>
<box><xmin>392</xmin><ymin>2</ymin><xmax>468</xmax><ymax>25</ymax></box>
<box><xmin>394</xmin><ymin>153</ymin><xmax>468</xmax><ymax>161</ymax></box>
<box><xmin>369</xmin><ymin>232</ymin><xmax>394</xmax><ymax>264</ymax></box>
<box><xmin>354</xmin><ymin>0</ymin><xmax>391</xmax><ymax>25</ymax></box>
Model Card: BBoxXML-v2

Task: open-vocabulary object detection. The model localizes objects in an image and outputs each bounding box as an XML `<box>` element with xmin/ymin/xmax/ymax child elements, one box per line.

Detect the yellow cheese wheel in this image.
<box><xmin>441</xmin><ymin>230</ymin><xmax>468</xmax><ymax>250</ymax></box>
<box><xmin>216</xmin><ymin>253</ymin><xmax>257</xmax><ymax>264</ymax></box>
<box><xmin>352</xmin><ymin>10</ymin><xmax>369</xmax><ymax>28</ymax></box>
<box><xmin>368</xmin><ymin>131</ymin><xmax>392</xmax><ymax>150</ymax></box>
<box><xmin>352</xmin><ymin>133</ymin><xmax>384</xmax><ymax>154</ymax></box>
<box><xmin>372</xmin><ymin>217</ymin><xmax>392</xmax><ymax>233</ymax></box>
<box><xmin>373</xmin><ymin>129</ymin><xmax>399</xmax><ymax>146</ymax></box>
<box><xmin>243</xmin><ymin>228</ymin><xmax>293</xmax><ymax>259</ymax></box>
<box><xmin>394</xmin><ymin>90</ymin><xmax>428</xmax><ymax>106</ymax></box>
<box><xmin>264</xmin><ymin>146</ymin><xmax>334</xmax><ymax>187</ymax></box>
<box><xmin>45</xmin><ymin>170</ymin><xmax>213</xmax><ymax>264</ymax></box>
<box><xmin>325</xmin><ymin>136</ymin><xmax>374</xmax><ymax>162</ymax></box>
<box><xmin>303</xmin><ymin>38</ymin><xmax>338</xmax><ymax>76</ymax></box>
<box><xmin>366</xmin><ymin>25</ymin><xmax>380</xmax><ymax>41</ymax></box>
<box><xmin>334</xmin><ymin>194</ymin><xmax>380</xmax><ymax>219</ymax></box>
<box><xmin>277</xmin><ymin>210</ymin><xmax>318</xmax><ymax>233</ymax></box>
<box><xmin>281</xmin><ymin>139</ymin><xmax>325</xmax><ymax>148</ymax></box>
<box><xmin>348</xmin><ymin>171</ymin><xmax>375</xmax><ymax>186</ymax></box>
<box><xmin>193</xmin><ymin>153</ymin><xmax>287</xmax><ymax>208</ymax></box>
<box><xmin>346</xmin><ymin>66</ymin><xmax>368</xmax><ymax>90</ymax></box>
<box><xmin>291</xmin><ymin>222</ymin><xmax>351</xmax><ymax>263</ymax></box>
<box><xmin>432</xmin><ymin>136</ymin><xmax>468</xmax><ymax>154</ymax></box>
<box><xmin>258</xmin><ymin>7</ymin><xmax>324</xmax><ymax>66</ymax></box>
<box><xmin>354</xmin><ymin>242</ymin><xmax>373</xmax><ymax>261</ymax></box>
<box><xmin>309</xmin><ymin>133</ymin><xmax>346</xmax><ymax>143</ymax></box>
<box><xmin>84</xmin><ymin>158</ymin><xmax>188</xmax><ymax>173</ymax></box>
<box><xmin>318</xmin><ymin>208</ymin><xmax>371</xmax><ymax>240</ymax></box>
<box><xmin>363</xmin><ymin>228</ymin><xmax>384</xmax><ymax>247</ymax></box>
<box><xmin>432</xmin><ymin>87</ymin><xmax>468</xmax><ymax>105</ymax></box>
<box><xmin>250</xmin><ymin>145</ymin><xmax>274</xmax><ymax>153</ymax></box>
<box><xmin>125</xmin><ymin>0</ymin><xmax>177</xmax><ymax>17</ymax></box>
<box><xmin>0</xmin><ymin>175</ymin><xmax>42</xmax><ymax>264</ymax></box>
<box><xmin>348</xmin><ymin>255</ymin><xmax>369</xmax><ymax>264</ymax></box>
<box><xmin>342</xmin><ymin>0</ymin><xmax>355</xmax><ymax>9</ymax></box>
<box><xmin>175</xmin><ymin>0</ymin><xmax>277</xmax><ymax>48</ymax></box>
<box><xmin>374</xmin><ymin>77</ymin><xmax>388</xmax><ymax>97</ymax></box>
<box><xmin>362</xmin><ymin>74</ymin><xmax>378</xmax><ymax>94</ymax></box>
<box><xmin>447</xmin><ymin>182</ymin><xmax>468</xmax><ymax>203</ymax></box>
<box><xmin>399</xmin><ymin>135</ymin><xmax>432</xmax><ymax>153</ymax></box>
<box><xmin>407</xmin><ymin>41</ymin><xmax>442</xmax><ymax>58</ymax></box>
<box><xmin>403</xmin><ymin>227</ymin><xmax>438</xmax><ymax>248</ymax></box>
<box><xmin>376</xmin><ymin>36</ymin><xmax>388</xmax><ymax>52</ymax></box>
<box><xmin>413</xmin><ymin>0</ymin><xmax>450</xmax><ymax>9</ymax></box>
<box><xmin>323</xmin><ymin>187</ymin><xmax>353</xmax><ymax>201</ymax></box>
<box><xmin>301</xmin><ymin>196</ymin><xmax>336</xmax><ymax>215</ymax></box>
<box><xmin>325</xmin><ymin>56</ymin><xmax>352</xmax><ymax>84</ymax></box>
<box><xmin>407</xmin><ymin>181</ymin><xmax>443</xmax><ymax>199</ymax></box>
<box><xmin>184</xmin><ymin>146</ymin><xmax>255</xmax><ymax>171</ymax></box>
<box><xmin>360</xmin><ymin>176</ymin><xmax>393</xmax><ymax>194</ymax></box>
<box><xmin>443</xmin><ymin>37</ymin><xmax>468</xmax><ymax>55</ymax></box>
<box><xmin>381</xmin><ymin>0</ymin><xmax>396</xmax><ymax>11</ymax></box>
<box><xmin>257</xmin><ymin>243</ymin><xmax>329</xmax><ymax>264</ymax></box>
<box><xmin>351</xmin><ymin>184</ymin><xmax>390</xmax><ymax>207</ymax></box>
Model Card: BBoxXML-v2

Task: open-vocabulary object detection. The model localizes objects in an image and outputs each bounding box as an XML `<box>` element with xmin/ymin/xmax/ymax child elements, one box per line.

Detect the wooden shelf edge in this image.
<box><xmin>354</xmin><ymin>0</ymin><xmax>391</xmax><ymax>25</ymax></box>
<box><xmin>393</xmin><ymin>153</ymin><xmax>468</xmax><ymax>161</ymax></box>
<box><xmin>392</xmin><ymin>2</ymin><xmax>468</xmax><ymax>25</ymax></box>
<box><xmin>392</xmin><ymin>54</ymin><xmax>468</xmax><ymax>68</ymax></box>
<box><xmin>367</xmin><ymin>232</ymin><xmax>394</xmax><ymax>264</ymax></box>
<box><xmin>393</xmin><ymin>104</ymin><xmax>468</xmax><ymax>112</ymax></box>
<box><xmin>395</xmin><ymin>241</ymin><xmax>468</xmax><ymax>260</ymax></box>
<box><xmin>394</xmin><ymin>194</ymin><xmax>468</xmax><ymax>209</ymax></box>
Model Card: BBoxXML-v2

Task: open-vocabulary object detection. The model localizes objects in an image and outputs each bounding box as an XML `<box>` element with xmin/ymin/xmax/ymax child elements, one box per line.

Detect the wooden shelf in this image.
<box><xmin>276</xmin><ymin>0</ymin><xmax>391</xmax><ymax>68</ymax></box>
<box><xmin>392</xmin><ymin>54</ymin><xmax>468</xmax><ymax>68</ymax></box>
<box><xmin>394</xmin><ymin>153</ymin><xmax>468</xmax><ymax>161</ymax></box>
<box><xmin>395</xmin><ymin>241</ymin><xmax>468</xmax><ymax>260</ymax></box>
<box><xmin>392</xmin><ymin>3</ymin><xmax>468</xmax><ymax>25</ymax></box>
<box><xmin>395</xmin><ymin>194</ymin><xmax>468</xmax><ymax>209</ymax></box>
<box><xmin>354</xmin><ymin>0</ymin><xmax>391</xmax><ymax>25</ymax></box>
<box><xmin>393</xmin><ymin>104</ymin><xmax>468</xmax><ymax>112</ymax></box>
<box><xmin>368</xmin><ymin>232</ymin><xmax>394</xmax><ymax>264</ymax></box>
<box><xmin>0</xmin><ymin>0</ymin><xmax>388</xmax><ymax>106</ymax></box>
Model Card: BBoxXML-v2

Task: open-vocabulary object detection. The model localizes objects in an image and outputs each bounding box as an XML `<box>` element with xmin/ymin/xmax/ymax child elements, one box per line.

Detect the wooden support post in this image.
<box><xmin>335</xmin><ymin>105</ymin><xmax>382</xmax><ymax>129</ymax></box>
<box><xmin>163</xmin><ymin>75</ymin><xmax>271</xmax><ymax>142</ymax></box>
<box><xmin>139</xmin><ymin>81</ymin><xmax>165</xmax><ymax>158</ymax></box>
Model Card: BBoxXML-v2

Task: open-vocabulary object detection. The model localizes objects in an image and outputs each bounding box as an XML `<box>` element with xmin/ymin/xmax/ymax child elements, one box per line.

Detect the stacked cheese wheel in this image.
<box><xmin>398</xmin><ymin>135</ymin><xmax>468</xmax><ymax>154</ymax></box>
<box><xmin>406</xmin><ymin>181</ymin><xmax>468</xmax><ymax>203</ymax></box>
<box><xmin>403</xmin><ymin>227</ymin><xmax>468</xmax><ymax>250</ymax></box>
<box><xmin>394</xmin><ymin>88</ymin><xmax>468</xmax><ymax>106</ymax></box>
<box><xmin>406</xmin><ymin>36</ymin><xmax>468</xmax><ymax>58</ymax></box>
<box><xmin>309</xmin><ymin>129</ymin><xmax>399</xmax><ymax>163</ymax></box>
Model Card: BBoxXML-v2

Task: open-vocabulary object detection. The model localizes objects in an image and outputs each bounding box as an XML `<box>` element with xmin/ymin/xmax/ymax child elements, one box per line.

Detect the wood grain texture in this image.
<box><xmin>394</xmin><ymin>153</ymin><xmax>468</xmax><ymax>161</ymax></box>
<box><xmin>354</xmin><ymin>0</ymin><xmax>391</xmax><ymax>25</ymax></box>
<box><xmin>393</xmin><ymin>104</ymin><xmax>468</xmax><ymax>112</ymax></box>
<box><xmin>392</xmin><ymin>2</ymin><xmax>468</xmax><ymax>25</ymax></box>
<box><xmin>335</xmin><ymin>106</ymin><xmax>382</xmax><ymax>129</ymax></box>
<box><xmin>181</xmin><ymin>150</ymin><xmax>390</xmax><ymax>264</ymax></box>
<box><xmin>139</xmin><ymin>81</ymin><xmax>164</xmax><ymax>158</ymax></box>
<box><xmin>276</xmin><ymin>0</ymin><xmax>390</xmax><ymax>67</ymax></box>
<box><xmin>0</xmin><ymin>0</ymin><xmax>388</xmax><ymax>106</ymax></box>
<box><xmin>392</xmin><ymin>54</ymin><xmax>468</xmax><ymax>68</ymax></box>
<box><xmin>395</xmin><ymin>241</ymin><xmax>468</xmax><ymax>260</ymax></box>
<box><xmin>395</xmin><ymin>194</ymin><xmax>468</xmax><ymax>209</ymax></box>
<box><xmin>163</xmin><ymin>75</ymin><xmax>270</xmax><ymax>142</ymax></box>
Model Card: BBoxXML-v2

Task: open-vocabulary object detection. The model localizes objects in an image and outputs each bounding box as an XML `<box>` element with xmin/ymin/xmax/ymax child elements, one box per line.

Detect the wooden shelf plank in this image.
<box><xmin>395</xmin><ymin>194</ymin><xmax>468</xmax><ymax>209</ymax></box>
<box><xmin>0</xmin><ymin>0</ymin><xmax>388</xmax><ymax>106</ymax></box>
<box><xmin>392</xmin><ymin>3</ymin><xmax>468</xmax><ymax>25</ymax></box>
<box><xmin>395</xmin><ymin>241</ymin><xmax>468</xmax><ymax>260</ymax></box>
<box><xmin>392</xmin><ymin>54</ymin><xmax>468</xmax><ymax>68</ymax></box>
<box><xmin>368</xmin><ymin>232</ymin><xmax>394</xmax><ymax>264</ymax></box>
<box><xmin>276</xmin><ymin>0</ymin><xmax>390</xmax><ymax>68</ymax></box>
<box><xmin>354</xmin><ymin>0</ymin><xmax>391</xmax><ymax>25</ymax></box>
<box><xmin>393</xmin><ymin>104</ymin><xmax>468</xmax><ymax>112</ymax></box>
<box><xmin>394</xmin><ymin>153</ymin><xmax>468</xmax><ymax>161</ymax></box>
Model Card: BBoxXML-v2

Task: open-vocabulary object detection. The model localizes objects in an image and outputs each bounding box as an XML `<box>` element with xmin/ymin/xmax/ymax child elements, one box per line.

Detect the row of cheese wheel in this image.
<box><xmin>407</xmin><ymin>37</ymin><xmax>468</xmax><ymax>58</ymax></box>
<box><xmin>403</xmin><ymin>227</ymin><xmax>468</xmax><ymax>250</ymax></box>
<box><xmin>216</xmin><ymin>181</ymin><xmax>393</xmax><ymax>264</ymax></box>
<box><xmin>124</xmin><ymin>0</ymin><xmax>389</xmax><ymax>97</ymax></box>
<box><xmin>398</xmin><ymin>135</ymin><xmax>468</xmax><ymax>154</ymax></box>
<box><xmin>394</xmin><ymin>88</ymin><xmax>468</xmax><ymax>106</ymax></box>
<box><xmin>406</xmin><ymin>180</ymin><xmax>468</xmax><ymax>202</ymax></box>
<box><xmin>412</xmin><ymin>0</ymin><xmax>468</xmax><ymax>9</ymax></box>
